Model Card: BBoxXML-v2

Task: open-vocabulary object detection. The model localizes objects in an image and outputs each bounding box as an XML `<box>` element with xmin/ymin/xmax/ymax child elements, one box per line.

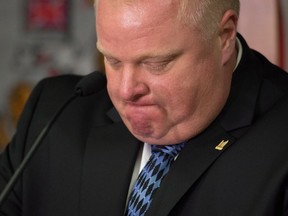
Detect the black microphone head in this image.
<box><xmin>74</xmin><ymin>71</ymin><xmax>106</xmax><ymax>96</ymax></box>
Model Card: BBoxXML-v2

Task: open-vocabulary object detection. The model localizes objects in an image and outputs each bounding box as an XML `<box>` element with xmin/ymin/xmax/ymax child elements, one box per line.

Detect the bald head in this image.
<box><xmin>95</xmin><ymin>0</ymin><xmax>240</xmax><ymax>39</ymax></box>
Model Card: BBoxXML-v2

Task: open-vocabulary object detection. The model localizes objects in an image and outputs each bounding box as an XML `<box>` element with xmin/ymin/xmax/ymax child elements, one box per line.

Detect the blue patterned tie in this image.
<box><xmin>126</xmin><ymin>143</ymin><xmax>185</xmax><ymax>216</ymax></box>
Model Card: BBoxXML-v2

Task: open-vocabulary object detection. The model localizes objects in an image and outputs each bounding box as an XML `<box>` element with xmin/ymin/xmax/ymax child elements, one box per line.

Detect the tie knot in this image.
<box><xmin>151</xmin><ymin>142</ymin><xmax>185</xmax><ymax>158</ymax></box>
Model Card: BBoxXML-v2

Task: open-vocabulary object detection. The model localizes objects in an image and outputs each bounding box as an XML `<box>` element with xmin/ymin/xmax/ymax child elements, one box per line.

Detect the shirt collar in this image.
<box><xmin>234</xmin><ymin>37</ymin><xmax>243</xmax><ymax>71</ymax></box>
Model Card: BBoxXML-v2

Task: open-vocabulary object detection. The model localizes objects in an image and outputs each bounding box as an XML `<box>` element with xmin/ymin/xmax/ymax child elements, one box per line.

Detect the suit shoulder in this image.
<box><xmin>252</xmin><ymin>51</ymin><xmax>288</xmax><ymax>92</ymax></box>
<box><xmin>38</xmin><ymin>74</ymin><xmax>83</xmax><ymax>97</ymax></box>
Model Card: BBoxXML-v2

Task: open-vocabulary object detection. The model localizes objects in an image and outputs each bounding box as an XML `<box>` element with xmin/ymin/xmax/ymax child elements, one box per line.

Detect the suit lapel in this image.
<box><xmin>79</xmin><ymin>120</ymin><xmax>140</xmax><ymax>216</ymax></box>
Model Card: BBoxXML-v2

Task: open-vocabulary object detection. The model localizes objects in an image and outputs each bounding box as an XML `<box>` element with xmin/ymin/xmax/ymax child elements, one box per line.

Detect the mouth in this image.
<box><xmin>124</xmin><ymin>102</ymin><xmax>157</xmax><ymax>113</ymax></box>
<box><xmin>116</xmin><ymin>98</ymin><xmax>161</xmax><ymax>120</ymax></box>
<box><xmin>125</xmin><ymin>100</ymin><xmax>156</xmax><ymax>107</ymax></box>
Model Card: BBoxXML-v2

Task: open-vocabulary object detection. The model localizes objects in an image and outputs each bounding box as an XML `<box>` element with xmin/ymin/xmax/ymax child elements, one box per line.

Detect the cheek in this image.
<box><xmin>106</xmin><ymin>80</ymin><xmax>114</xmax><ymax>98</ymax></box>
<box><xmin>165</xmin><ymin>70</ymin><xmax>207</xmax><ymax>115</ymax></box>
<box><xmin>154</xmin><ymin>78</ymin><xmax>196</xmax><ymax>116</ymax></box>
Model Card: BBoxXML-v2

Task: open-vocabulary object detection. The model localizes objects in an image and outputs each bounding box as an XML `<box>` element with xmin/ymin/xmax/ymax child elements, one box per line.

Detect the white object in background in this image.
<box><xmin>238</xmin><ymin>0</ymin><xmax>279</xmax><ymax>66</ymax></box>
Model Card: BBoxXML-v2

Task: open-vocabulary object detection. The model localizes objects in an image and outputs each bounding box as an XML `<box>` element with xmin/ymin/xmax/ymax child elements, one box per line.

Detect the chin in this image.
<box><xmin>132</xmin><ymin>132</ymin><xmax>172</xmax><ymax>145</ymax></box>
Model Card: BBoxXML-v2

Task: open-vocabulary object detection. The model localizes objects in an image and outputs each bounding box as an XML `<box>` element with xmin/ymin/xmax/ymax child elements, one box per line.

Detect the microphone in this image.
<box><xmin>0</xmin><ymin>71</ymin><xmax>106</xmax><ymax>206</ymax></box>
<box><xmin>74</xmin><ymin>71</ymin><xmax>106</xmax><ymax>96</ymax></box>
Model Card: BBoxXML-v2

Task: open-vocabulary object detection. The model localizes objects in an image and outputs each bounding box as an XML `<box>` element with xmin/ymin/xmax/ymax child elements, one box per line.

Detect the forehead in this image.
<box><xmin>95</xmin><ymin>0</ymin><xmax>202</xmax><ymax>63</ymax></box>
<box><xmin>96</xmin><ymin>0</ymin><xmax>180</xmax><ymax>24</ymax></box>
<box><xmin>96</xmin><ymin>1</ymin><xmax>180</xmax><ymax>42</ymax></box>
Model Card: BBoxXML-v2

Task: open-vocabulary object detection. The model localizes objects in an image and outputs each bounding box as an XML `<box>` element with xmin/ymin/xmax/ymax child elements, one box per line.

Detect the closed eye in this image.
<box><xmin>142</xmin><ymin>60</ymin><xmax>172</xmax><ymax>72</ymax></box>
<box><xmin>141</xmin><ymin>51</ymin><xmax>182</xmax><ymax>74</ymax></box>
<box><xmin>104</xmin><ymin>56</ymin><xmax>122</xmax><ymax>69</ymax></box>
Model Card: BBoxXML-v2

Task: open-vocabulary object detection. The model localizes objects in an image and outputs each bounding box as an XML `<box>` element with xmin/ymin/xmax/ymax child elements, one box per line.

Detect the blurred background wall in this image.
<box><xmin>238</xmin><ymin>0</ymin><xmax>288</xmax><ymax>69</ymax></box>
<box><xmin>0</xmin><ymin>0</ymin><xmax>287</xmax><ymax>150</ymax></box>
<box><xmin>0</xmin><ymin>0</ymin><xmax>102</xmax><ymax>148</ymax></box>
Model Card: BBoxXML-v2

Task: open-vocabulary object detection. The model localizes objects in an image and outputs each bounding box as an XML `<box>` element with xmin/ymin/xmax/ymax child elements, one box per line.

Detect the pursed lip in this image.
<box><xmin>122</xmin><ymin>101</ymin><xmax>158</xmax><ymax>114</ymax></box>
<box><xmin>118</xmin><ymin>98</ymin><xmax>159</xmax><ymax>116</ymax></box>
<box><xmin>125</xmin><ymin>101</ymin><xmax>156</xmax><ymax>107</ymax></box>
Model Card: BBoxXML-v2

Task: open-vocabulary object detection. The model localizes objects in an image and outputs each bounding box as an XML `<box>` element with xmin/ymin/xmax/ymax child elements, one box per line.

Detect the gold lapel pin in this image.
<box><xmin>215</xmin><ymin>140</ymin><xmax>229</xmax><ymax>151</ymax></box>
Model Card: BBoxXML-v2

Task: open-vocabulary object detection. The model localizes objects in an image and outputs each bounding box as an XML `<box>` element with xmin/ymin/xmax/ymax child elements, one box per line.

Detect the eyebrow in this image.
<box><xmin>140</xmin><ymin>51</ymin><xmax>183</xmax><ymax>62</ymax></box>
<box><xmin>96</xmin><ymin>41</ymin><xmax>183</xmax><ymax>62</ymax></box>
<box><xmin>96</xmin><ymin>42</ymin><xmax>106</xmax><ymax>55</ymax></box>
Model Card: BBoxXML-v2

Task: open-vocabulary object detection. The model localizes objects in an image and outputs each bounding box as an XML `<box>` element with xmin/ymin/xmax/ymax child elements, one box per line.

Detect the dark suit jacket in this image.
<box><xmin>1</xmin><ymin>34</ymin><xmax>288</xmax><ymax>216</ymax></box>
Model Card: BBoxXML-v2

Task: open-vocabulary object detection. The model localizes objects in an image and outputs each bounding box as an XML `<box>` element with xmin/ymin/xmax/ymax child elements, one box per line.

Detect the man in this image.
<box><xmin>0</xmin><ymin>0</ymin><xmax>288</xmax><ymax>215</ymax></box>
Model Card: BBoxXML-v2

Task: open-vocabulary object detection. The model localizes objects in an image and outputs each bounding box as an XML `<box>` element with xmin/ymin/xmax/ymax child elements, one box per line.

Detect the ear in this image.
<box><xmin>219</xmin><ymin>10</ymin><xmax>238</xmax><ymax>66</ymax></box>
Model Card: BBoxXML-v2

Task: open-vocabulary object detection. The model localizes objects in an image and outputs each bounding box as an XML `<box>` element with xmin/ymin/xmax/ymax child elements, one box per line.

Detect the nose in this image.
<box><xmin>119</xmin><ymin>65</ymin><xmax>149</xmax><ymax>102</ymax></box>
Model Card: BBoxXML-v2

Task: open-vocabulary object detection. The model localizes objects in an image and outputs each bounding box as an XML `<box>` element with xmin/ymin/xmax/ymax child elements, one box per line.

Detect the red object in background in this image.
<box><xmin>27</xmin><ymin>0</ymin><xmax>69</xmax><ymax>32</ymax></box>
